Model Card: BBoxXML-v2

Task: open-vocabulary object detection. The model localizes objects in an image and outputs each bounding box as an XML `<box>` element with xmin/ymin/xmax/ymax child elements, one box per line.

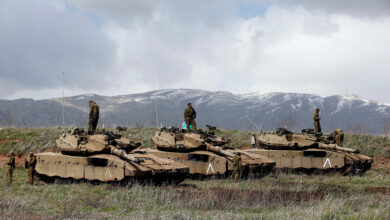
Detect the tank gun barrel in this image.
<box><xmin>110</xmin><ymin>146</ymin><xmax>143</xmax><ymax>163</ymax></box>
<box><xmin>206</xmin><ymin>144</ymin><xmax>235</xmax><ymax>157</ymax></box>
<box><xmin>318</xmin><ymin>143</ymin><xmax>359</xmax><ymax>153</ymax></box>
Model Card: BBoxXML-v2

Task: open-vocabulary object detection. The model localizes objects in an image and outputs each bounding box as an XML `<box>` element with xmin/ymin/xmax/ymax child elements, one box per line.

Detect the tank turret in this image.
<box><xmin>145</xmin><ymin>127</ymin><xmax>275</xmax><ymax>179</ymax></box>
<box><xmin>56</xmin><ymin>128</ymin><xmax>141</xmax><ymax>155</ymax></box>
<box><xmin>34</xmin><ymin>128</ymin><xmax>189</xmax><ymax>185</ymax></box>
<box><xmin>247</xmin><ymin>128</ymin><xmax>373</xmax><ymax>175</ymax></box>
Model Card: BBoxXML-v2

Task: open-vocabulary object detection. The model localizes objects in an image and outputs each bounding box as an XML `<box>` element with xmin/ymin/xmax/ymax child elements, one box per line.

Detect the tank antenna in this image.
<box><xmin>246</xmin><ymin>116</ymin><xmax>262</xmax><ymax>132</ymax></box>
<box><xmin>153</xmin><ymin>78</ymin><xmax>159</xmax><ymax>129</ymax></box>
<box><xmin>155</xmin><ymin>100</ymin><xmax>159</xmax><ymax>129</ymax></box>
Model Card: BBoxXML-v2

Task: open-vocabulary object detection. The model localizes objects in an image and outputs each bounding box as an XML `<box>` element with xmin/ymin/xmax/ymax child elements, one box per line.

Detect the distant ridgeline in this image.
<box><xmin>0</xmin><ymin>89</ymin><xmax>389</xmax><ymax>134</ymax></box>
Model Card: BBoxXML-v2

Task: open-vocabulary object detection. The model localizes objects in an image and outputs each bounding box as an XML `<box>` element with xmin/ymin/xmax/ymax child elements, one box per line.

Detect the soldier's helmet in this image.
<box><xmin>235</xmin><ymin>152</ymin><xmax>242</xmax><ymax>156</ymax></box>
<box><xmin>316</xmin><ymin>108</ymin><xmax>320</xmax><ymax>112</ymax></box>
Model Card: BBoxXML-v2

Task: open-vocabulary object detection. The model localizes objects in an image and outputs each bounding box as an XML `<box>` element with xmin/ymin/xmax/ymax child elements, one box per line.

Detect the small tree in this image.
<box><xmin>5</xmin><ymin>110</ymin><xmax>14</xmax><ymax>128</ymax></box>
<box><xmin>381</xmin><ymin>118</ymin><xmax>390</xmax><ymax>137</ymax></box>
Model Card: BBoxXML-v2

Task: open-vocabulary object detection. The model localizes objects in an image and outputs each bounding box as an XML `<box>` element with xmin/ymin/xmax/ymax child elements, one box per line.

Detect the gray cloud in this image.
<box><xmin>0</xmin><ymin>0</ymin><xmax>389</xmax><ymax>103</ymax></box>
<box><xmin>280</xmin><ymin>0</ymin><xmax>390</xmax><ymax>18</ymax></box>
<box><xmin>0</xmin><ymin>0</ymin><xmax>115</xmax><ymax>97</ymax></box>
<box><xmin>67</xmin><ymin>0</ymin><xmax>159</xmax><ymax>21</ymax></box>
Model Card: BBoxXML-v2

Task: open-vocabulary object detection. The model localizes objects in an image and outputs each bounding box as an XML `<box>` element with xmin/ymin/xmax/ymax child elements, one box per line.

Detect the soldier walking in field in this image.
<box><xmin>333</xmin><ymin>129</ymin><xmax>345</xmax><ymax>147</ymax></box>
<box><xmin>88</xmin><ymin>100</ymin><xmax>100</xmax><ymax>134</ymax></box>
<box><xmin>232</xmin><ymin>152</ymin><xmax>242</xmax><ymax>182</ymax></box>
<box><xmin>313</xmin><ymin>108</ymin><xmax>321</xmax><ymax>133</ymax></box>
<box><xmin>25</xmin><ymin>152</ymin><xmax>37</xmax><ymax>184</ymax></box>
<box><xmin>7</xmin><ymin>151</ymin><xmax>15</xmax><ymax>185</ymax></box>
<box><xmin>184</xmin><ymin>103</ymin><xmax>197</xmax><ymax>132</ymax></box>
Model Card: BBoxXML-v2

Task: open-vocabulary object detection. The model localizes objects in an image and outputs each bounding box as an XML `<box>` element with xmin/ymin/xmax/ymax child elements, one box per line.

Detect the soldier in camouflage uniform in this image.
<box><xmin>333</xmin><ymin>129</ymin><xmax>344</xmax><ymax>147</ymax></box>
<box><xmin>25</xmin><ymin>152</ymin><xmax>37</xmax><ymax>184</ymax></box>
<box><xmin>88</xmin><ymin>100</ymin><xmax>100</xmax><ymax>134</ymax></box>
<box><xmin>7</xmin><ymin>151</ymin><xmax>15</xmax><ymax>184</ymax></box>
<box><xmin>232</xmin><ymin>152</ymin><xmax>242</xmax><ymax>182</ymax></box>
<box><xmin>184</xmin><ymin>103</ymin><xmax>197</xmax><ymax>131</ymax></box>
<box><xmin>313</xmin><ymin>108</ymin><xmax>321</xmax><ymax>133</ymax></box>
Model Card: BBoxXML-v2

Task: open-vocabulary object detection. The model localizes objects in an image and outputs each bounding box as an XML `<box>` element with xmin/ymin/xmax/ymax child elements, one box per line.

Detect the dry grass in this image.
<box><xmin>0</xmin><ymin>127</ymin><xmax>389</xmax><ymax>219</ymax></box>
<box><xmin>0</xmin><ymin>167</ymin><xmax>389</xmax><ymax>219</ymax></box>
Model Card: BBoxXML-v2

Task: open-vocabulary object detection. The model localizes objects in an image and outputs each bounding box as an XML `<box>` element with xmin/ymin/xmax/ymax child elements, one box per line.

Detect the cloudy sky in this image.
<box><xmin>0</xmin><ymin>0</ymin><xmax>389</xmax><ymax>102</ymax></box>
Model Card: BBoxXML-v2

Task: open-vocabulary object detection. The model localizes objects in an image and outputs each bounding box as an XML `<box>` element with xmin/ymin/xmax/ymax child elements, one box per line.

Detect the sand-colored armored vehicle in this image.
<box><xmin>35</xmin><ymin>128</ymin><xmax>189</xmax><ymax>185</ymax></box>
<box><xmin>246</xmin><ymin>128</ymin><xmax>373</xmax><ymax>175</ymax></box>
<box><xmin>144</xmin><ymin>127</ymin><xmax>275</xmax><ymax>179</ymax></box>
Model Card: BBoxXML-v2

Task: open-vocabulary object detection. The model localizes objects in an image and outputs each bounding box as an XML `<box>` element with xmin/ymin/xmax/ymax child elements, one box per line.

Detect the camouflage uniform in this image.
<box><xmin>313</xmin><ymin>108</ymin><xmax>321</xmax><ymax>133</ymax></box>
<box><xmin>26</xmin><ymin>153</ymin><xmax>37</xmax><ymax>184</ymax></box>
<box><xmin>232</xmin><ymin>154</ymin><xmax>242</xmax><ymax>182</ymax></box>
<box><xmin>88</xmin><ymin>101</ymin><xmax>100</xmax><ymax>134</ymax></box>
<box><xmin>7</xmin><ymin>152</ymin><xmax>15</xmax><ymax>184</ymax></box>
<box><xmin>184</xmin><ymin>106</ymin><xmax>197</xmax><ymax>131</ymax></box>
<box><xmin>334</xmin><ymin>129</ymin><xmax>344</xmax><ymax>147</ymax></box>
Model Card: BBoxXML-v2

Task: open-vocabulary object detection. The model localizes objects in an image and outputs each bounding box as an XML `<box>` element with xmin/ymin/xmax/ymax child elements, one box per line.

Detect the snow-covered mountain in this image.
<box><xmin>1</xmin><ymin>89</ymin><xmax>389</xmax><ymax>134</ymax></box>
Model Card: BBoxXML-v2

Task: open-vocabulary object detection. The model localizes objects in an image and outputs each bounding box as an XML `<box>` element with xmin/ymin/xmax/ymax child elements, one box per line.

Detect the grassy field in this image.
<box><xmin>0</xmin><ymin>127</ymin><xmax>389</xmax><ymax>219</ymax></box>
<box><xmin>1</xmin><ymin>167</ymin><xmax>389</xmax><ymax>219</ymax></box>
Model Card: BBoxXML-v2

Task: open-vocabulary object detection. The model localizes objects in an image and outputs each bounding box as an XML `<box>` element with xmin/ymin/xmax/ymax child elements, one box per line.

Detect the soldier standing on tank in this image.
<box><xmin>25</xmin><ymin>152</ymin><xmax>37</xmax><ymax>184</ymax></box>
<box><xmin>232</xmin><ymin>152</ymin><xmax>242</xmax><ymax>182</ymax></box>
<box><xmin>6</xmin><ymin>151</ymin><xmax>15</xmax><ymax>185</ymax></box>
<box><xmin>333</xmin><ymin>129</ymin><xmax>345</xmax><ymax>147</ymax></box>
<box><xmin>313</xmin><ymin>108</ymin><xmax>321</xmax><ymax>133</ymax></box>
<box><xmin>184</xmin><ymin>103</ymin><xmax>197</xmax><ymax>132</ymax></box>
<box><xmin>88</xmin><ymin>100</ymin><xmax>100</xmax><ymax>134</ymax></box>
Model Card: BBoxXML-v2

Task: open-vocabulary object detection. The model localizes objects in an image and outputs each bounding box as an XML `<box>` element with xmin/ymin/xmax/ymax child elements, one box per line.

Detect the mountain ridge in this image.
<box><xmin>0</xmin><ymin>89</ymin><xmax>389</xmax><ymax>134</ymax></box>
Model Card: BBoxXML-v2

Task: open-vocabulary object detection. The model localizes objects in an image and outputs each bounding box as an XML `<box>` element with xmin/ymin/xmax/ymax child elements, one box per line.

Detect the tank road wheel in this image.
<box><xmin>173</xmin><ymin>176</ymin><xmax>186</xmax><ymax>185</ymax></box>
<box><xmin>120</xmin><ymin>177</ymin><xmax>136</xmax><ymax>186</ymax></box>
<box><xmin>36</xmin><ymin>174</ymin><xmax>55</xmax><ymax>184</ymax></box>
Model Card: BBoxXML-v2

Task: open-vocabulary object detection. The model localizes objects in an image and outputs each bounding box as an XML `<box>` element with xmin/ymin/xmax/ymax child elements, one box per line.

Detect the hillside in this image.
<box><xmin>1</xmin><ymin>89</ymin><xmax>389</xmax><ymax>134</ymax></box>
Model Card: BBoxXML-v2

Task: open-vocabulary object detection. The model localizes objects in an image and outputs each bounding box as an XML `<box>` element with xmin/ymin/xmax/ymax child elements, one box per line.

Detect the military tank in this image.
<box><xmin>144</xmin><ymin>127</ymin><xmax>275</xmax><ymax>179</ymax></box>
<box><xmin>34</xmin><ymin>128</ymin><xmax>189</xmax><ymax>185</ymax></box>
<box><xmin>246</xmin><ymin>128</ymin><xmax>373</xmax><ymax>175</ymax></box>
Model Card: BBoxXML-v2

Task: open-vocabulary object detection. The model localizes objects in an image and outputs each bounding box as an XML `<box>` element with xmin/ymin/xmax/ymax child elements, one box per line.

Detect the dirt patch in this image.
<box><xmin>238</xmin><ymin>145</ymin><xmax>252</xmax><ymax>150</ymax></box>
<box><xmin>373</xmin><ymin>155</ymin><xmax>390</xmax><ymax>169</ymax></box>
<box><xmin>0</xmin><ymin>139</ymin><xmax>21</xmax><ymax>143</ymax></box>
<box><xmin>0</xmin><ymin>154</ymin><xmax>26</xmax><ymax>168</ymax></box>
<box><xmin>365</xmin><ymin>187</ymin><xmax>390</xmax><ymax>194</ymax></box>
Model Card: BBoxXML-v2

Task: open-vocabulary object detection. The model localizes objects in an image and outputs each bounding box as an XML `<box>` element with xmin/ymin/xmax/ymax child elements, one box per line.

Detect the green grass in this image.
<box><xmin>0</xmin><ymin>127</ymin><xmax>389</xmax><ymax>219</ymax></box>
<box><xmin>1</xmin><ymin>167</ymin><xmax>389</xmax><ymax>219</ymax></box>
<box><xmin>344</xmin><ymin>134</ymin><xmax>390</xmax><ymax>157</ymax></box>
<box><xmin>0</xmin><ymin>127</ymin><xmax>63</xmax><ymax>154</ymax></box>
<box><xmin>214</xmin><ymin>128</ymin><xmax>253</xmax><ymax>148</ymax></box>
